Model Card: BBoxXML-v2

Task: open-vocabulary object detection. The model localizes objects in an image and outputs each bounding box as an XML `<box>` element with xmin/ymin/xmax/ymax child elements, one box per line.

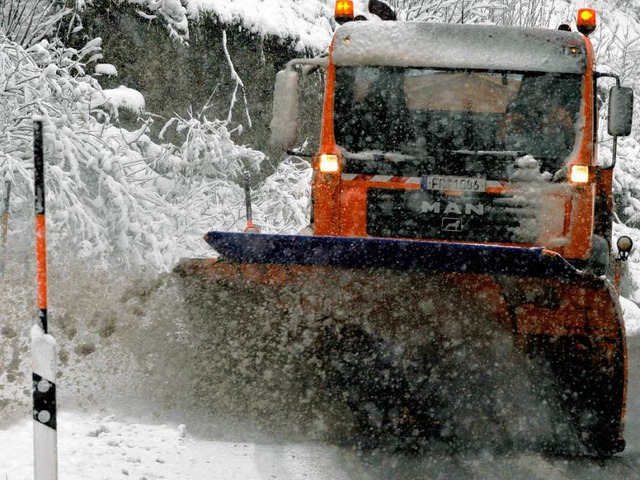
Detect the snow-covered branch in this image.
<box><xmin>222</xmin><ymin>30</ymin><xmax>252</xmax><ymax>129</ymax></box>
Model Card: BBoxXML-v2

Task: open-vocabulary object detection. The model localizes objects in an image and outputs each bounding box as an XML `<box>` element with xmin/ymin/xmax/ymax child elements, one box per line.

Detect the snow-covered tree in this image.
<box><xmin>0</xmin><ymin>34</ymin><xmax>310</xmax><ymax>271</ymax></box>
<box><xmin>1</xmin><ymin>0</ymin><xmax>72</xmax><ymax>47</ymax></box>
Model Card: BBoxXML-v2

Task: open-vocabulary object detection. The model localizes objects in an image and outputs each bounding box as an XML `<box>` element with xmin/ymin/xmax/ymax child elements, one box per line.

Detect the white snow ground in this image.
<box><xmin>2</xmin><ymin>320</ymin><xmax>640</xmax><ymax>480</ymax></box>
<box><xmin>0</xmin><ymin>412</ymin><xmax>353</xmax><ymax>480</ymax></box>
<box><xmin>2</xmin><ymin>329</ymin><xmax>640</xmax><ymax>480</ymax></box>
<box><xmin>622</xmin><ymin>297</ymin><xmax>640</xmax><ymax>334</ymax></box>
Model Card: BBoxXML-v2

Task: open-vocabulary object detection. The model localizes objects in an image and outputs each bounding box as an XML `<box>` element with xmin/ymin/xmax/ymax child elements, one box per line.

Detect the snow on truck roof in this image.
<box><xmin>332</xmin><ymin>22</ymin><xmax>588</xmax><ymax>74</ymax></box>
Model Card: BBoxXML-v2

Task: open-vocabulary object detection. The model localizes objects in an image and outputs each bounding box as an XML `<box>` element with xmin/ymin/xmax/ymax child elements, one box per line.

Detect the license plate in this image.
<box><xmin>422</xmin><ymin>175</ymin><xmax>486</xmax><ymax>192</ymax></box>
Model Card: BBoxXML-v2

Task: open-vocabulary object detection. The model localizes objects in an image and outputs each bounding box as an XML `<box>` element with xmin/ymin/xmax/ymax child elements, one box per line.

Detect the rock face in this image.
<box><xmin>76</xmin><ymin>5</ymin><xmax>324</xmax><ymax>169</ymax></box>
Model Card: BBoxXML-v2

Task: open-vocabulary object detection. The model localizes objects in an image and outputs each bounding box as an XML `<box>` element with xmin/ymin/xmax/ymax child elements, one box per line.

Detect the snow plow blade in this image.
<box><xmin>175</xmin><ymin>232</ymin><xmax>627</xmax><ymax>457</ymax></box>
<box><xmin>203</xmin><ymin>231</ymin><xmax>585</xmax><ymax>280</ymax></box>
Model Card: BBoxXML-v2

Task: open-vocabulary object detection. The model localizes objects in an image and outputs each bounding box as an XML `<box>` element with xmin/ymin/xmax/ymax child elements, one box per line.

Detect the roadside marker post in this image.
<box><xmin>243</xmin><ymin>171</ymin><xmax>260</xmax><ymax>233</ymax></box>
<box><xmin>0</xmin><ymin>178</ymin><xmax>10</xmax><ymax>277</ymax></box>
<box><xmin>31</xmin><ymin>118</ymin><xmax>58</xmax><ymax>480</ymax></box>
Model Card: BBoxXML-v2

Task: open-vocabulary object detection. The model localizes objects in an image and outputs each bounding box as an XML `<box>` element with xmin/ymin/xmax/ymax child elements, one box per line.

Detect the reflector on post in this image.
<box><xmin>577</xmin><ymin>8</ymin><xmax>596</xmax><ymax>36</ymax></box>
<box><xmin>335</xmin><ymin>0</ymin><xmax>354</xmax><ymax>24</ymax></box>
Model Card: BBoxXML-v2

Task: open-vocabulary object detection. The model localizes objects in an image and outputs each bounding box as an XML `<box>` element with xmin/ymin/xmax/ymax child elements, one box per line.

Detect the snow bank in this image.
<box><xmin>186</xmin><ymin>0</ymin><xmax>334</xmax><ymax>52</ymax></box>
<box><xmin>124</xmin><ymin>0</ymin><xmax>337</xmax><ymax>52</ymax></box>
<box><xmin>621</xmin><ymin>296</ymin><xmax>640</xmax><ymax>335</ymax></box>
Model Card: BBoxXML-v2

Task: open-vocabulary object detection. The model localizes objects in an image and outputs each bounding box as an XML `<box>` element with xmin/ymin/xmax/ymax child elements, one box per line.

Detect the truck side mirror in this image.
<box><xmin>270</xmin><ymin>68</ymin><xmax>300</xmax><ymax>150</ymax></box>
<box><xmin>608</xmin><ymin>86</ymin><xmax>634</xmax><ymax>137</ymax></box>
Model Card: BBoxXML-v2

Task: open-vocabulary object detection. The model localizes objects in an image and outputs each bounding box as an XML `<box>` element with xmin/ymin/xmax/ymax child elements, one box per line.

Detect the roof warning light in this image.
<box><xmin>577</xmin><ymin>8</ymin><xmax>596</xmax><ymax>36</ymax></box>
<box><xmin>335</xmin><ymin>0</ymin><xmax>355</xmax><ymax>24</ymax></box>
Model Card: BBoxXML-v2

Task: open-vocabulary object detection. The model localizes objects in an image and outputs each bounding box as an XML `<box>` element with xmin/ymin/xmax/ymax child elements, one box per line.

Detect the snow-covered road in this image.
<box><xmin>0</xmin><ymin>412</ymin><xmax>359</xmax><ymax>479</ymax></box>
<box><xmin>2</xmin><ymin>337</ymin><xmax>640</xmax><ymax>480</ymax></box>
<box><xmin>0</xmin><ymin>344</ymin><xmax>640</xmax><ymax>480</ymax></box>
<box><xmin>3</xmin><ymin>266</ymin><xmax>640</xmax><ymax>479</ymax></box>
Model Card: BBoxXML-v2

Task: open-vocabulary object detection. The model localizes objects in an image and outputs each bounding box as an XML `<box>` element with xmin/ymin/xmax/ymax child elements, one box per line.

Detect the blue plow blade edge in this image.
<box><xmin>205</xmin><ymin>231</ymin><xmax>587</xmax><ymax>281</ymax></box>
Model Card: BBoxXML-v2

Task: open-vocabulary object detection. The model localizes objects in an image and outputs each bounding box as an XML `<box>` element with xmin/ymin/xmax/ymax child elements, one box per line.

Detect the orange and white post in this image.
<box><xmin>0</xmin><ymin>177</ymin><xmax>10</xmax><ymax>277</ymax></box>
<box><xmin>31</xmin><ymin>118</ymin><xmax>58</xmax><ymax>480</ymax></box>
<box><xmin>243</xmin><ymin>171</ymin><xmax>260</xmax><ymax>233</ymax></box>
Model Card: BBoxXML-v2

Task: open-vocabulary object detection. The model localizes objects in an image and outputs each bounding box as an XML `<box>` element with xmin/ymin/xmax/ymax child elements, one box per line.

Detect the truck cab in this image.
<box><xmin>185</xmin><ymin>4</ymin><xmax>635</xmax><ymax>457</ymax></box>
<box><xmin>271</xmin><ymin>12</ymin><xmax>633</xmax><ymax>276</ymax></box>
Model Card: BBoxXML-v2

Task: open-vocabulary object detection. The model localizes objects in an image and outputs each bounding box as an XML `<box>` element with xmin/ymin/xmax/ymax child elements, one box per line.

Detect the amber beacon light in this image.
<box><xmin>319</xmin><ymin>154</ymin><xmax>340</xmax><ymax>173</ymax></box>
<box><xmin>569</xmin><ymin>165</ymin><xmax>590</xmax><ymax>184</ymax></box>
<box><xmin>335</xmin><ymin>0</ymin><xmax>354</xmax><ymax>24</ymax></box>
<box><xmin>577</xmin><ymin>8</ymin><xmax>596</xmax><ymax>36</ymax></box>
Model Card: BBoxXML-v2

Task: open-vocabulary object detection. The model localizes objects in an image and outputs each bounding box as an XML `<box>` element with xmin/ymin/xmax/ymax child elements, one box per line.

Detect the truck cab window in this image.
<box><xmin>334</xmin><ymin>67</ymin><xmax>409</xmax><ymax>152</ymax></box>
<box><xmin>334</xmin><ymin>67</ymin><xmax>583</xmax><ymax>177</ymax></box>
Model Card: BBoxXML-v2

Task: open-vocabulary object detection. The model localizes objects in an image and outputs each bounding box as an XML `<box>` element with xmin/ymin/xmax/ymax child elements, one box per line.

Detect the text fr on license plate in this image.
<box><xmin>422</xmin><ymin>175</ymin><xmax>486</xmax><ymax>192</ymax></box>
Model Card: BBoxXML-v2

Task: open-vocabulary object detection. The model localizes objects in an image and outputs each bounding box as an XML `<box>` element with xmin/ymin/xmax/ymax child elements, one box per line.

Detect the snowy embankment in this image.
<box><xmin>621</xmin><ymin>296</ymin><xmax>640</xmax><ymax>334</ymax></box>
<box><xmin>0</xmin><ymin>37</ymin><xmax>311</xmax><ymax>271</ymax></box>
<box><xmin>183</xmin><ymin>0</ymin><xmax>335</xmax><ymax>52</ymax></box>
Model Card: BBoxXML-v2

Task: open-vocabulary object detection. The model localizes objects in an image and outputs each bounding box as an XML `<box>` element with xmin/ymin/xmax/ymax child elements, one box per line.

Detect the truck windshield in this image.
<box><xmin>334</xmin><ymin>67</ymin><xmax>582</xmax><ymax>172</ymax></box>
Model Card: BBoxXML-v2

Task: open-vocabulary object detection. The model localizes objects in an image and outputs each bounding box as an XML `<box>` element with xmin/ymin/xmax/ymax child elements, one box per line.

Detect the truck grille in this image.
<box><xmin>366</xmin><ymin>188</ymin><xmax>538</xmax><ymax>244</ymax></box>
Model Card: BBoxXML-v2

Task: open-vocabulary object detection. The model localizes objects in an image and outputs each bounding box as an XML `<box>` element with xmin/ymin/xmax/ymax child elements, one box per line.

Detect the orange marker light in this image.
<box><xmin>569</xmin><ymin>165</ymin><xmax>590</xmax><ymax>184</ymax></box>
<box><xmin>577</xmin><ymin>8</ymin><xmax>596</xmax><ymax>36</ymax></box>
<box><xmin>335</xmin><ymin>0</ymin><xmax>354</xmax><ymax>24</ymax></box>
<box><xmin>319</xmin><ymin>154</ymin><xmax>340</xmax><ymax>173</ymax></box>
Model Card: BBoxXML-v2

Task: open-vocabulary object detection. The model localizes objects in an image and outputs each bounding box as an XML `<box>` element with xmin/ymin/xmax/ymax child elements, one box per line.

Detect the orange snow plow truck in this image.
<box><xmin>177</xmin><ymin>2</ymin><xmax>635</xmax><ymax>456</ymax></box>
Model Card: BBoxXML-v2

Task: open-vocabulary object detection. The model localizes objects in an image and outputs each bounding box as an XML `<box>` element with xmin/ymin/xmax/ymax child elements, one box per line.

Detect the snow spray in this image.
<box><xmin>31</xmin><ymin>118</ymin><xmax>58</xmax><ymax>480</ymax></box>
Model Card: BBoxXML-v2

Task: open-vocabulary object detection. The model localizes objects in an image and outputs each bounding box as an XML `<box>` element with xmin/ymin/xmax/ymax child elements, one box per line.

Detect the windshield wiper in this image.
<box><xmin>451</xmin><ymin>149</ymin><xmax>527</xmax><ymax>157</ymax></box>
<box><xmin>342</xmin><ymin>151</ymin><xmax>422</xmax><ymax>162</ymax></box>
<box><xmin>341</xmin><ymin>151</ymin><xmax>431</xmax><ymax>176</ymax></box>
